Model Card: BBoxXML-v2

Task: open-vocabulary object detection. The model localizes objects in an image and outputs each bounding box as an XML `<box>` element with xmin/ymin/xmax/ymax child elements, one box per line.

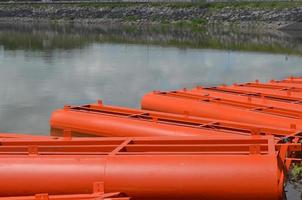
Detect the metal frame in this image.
<box><xmin>212</xmin><ymin>84</ymin><xmax>302</xmax><ymax>103</ymax></box>
<box><xmin>154</xmin><ymin>90</ymin><xmax>302</xmax><ymax>119</ymax></box>
<box><xmin>0</xmin><ymin>182</ymin><xmax>130</xmax><ymax>200</ymax></box>
<box><xmin>60</xmin><ymin>103</ymin><xmax>299</xmax><ymax>138</ymax></box>
<box><xmin>0</xmin><ymin>135</ymin><xmax>300</xmax><ymax>161</ymax></box>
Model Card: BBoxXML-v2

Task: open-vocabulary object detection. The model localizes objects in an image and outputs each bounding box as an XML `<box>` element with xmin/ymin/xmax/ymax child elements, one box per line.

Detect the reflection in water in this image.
<box><xmin>1</xmin><ymin>44</ymin><xmax>302</xmax><ymax>133</ymax></box>
<box><xmin>286</xmin><ymin>183</ymin><xmax>302</xmax><ymax>200</ymax></box>
<box><xmin>0</xmin><ymin>22</ymin><xmax>301</xmax><ymax>199</ymax></box>
<box><xmin>0</xmin><ymin>23</ymin><xmax>302</xmax><ymax>133</ymax></box>
<box><xmin>1</xmin><ymin>23</ymin><xmax>302</xmax><ymax>54</ymax></box>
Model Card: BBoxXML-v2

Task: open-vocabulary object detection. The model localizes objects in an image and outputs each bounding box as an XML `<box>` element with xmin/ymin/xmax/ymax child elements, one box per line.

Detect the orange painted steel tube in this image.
<box><xmin>189</xmin><ymin>86</ymin><xmax>302</xmax><ymax>116</ymax></box>
<box><xmin>218</xmin><ymin>84</ymin><xmax>302</xmax><ymax>101</ymax></box>
<box><xmin>0</xmin><ymin>135</ymin><xmax>284</xmax><ymax>200</ymax></box>
<box><xmin>174</xmin><ymin>88</ymin><xmax>302</xmax><ymax>119</ymax></box>
<box><xmin>141</xmin><ymin>91</ymin><xmax>302</xmax><ymax>130</ymax></box>
<box><xmin>242</xmin><ymin>81</ymin><xmax>302</xmax><ymax>91</ymax></box>
<box><xmin>50</xmin><ymin>106</ymin><xmax>241</xmax><ymax>138</ymax></box>
<box><xmin>50</xmin><ymin>103</ymin><xmax>295</xmax><ymax>138</ymax></box>
<box><xmin>203</xmin><ymin>85</ymin><xmax>302</xmax><ymax>103</ymax></box>
<box><xmin>283</xmin><ymin>76</ymin><xmax>302</xmax><ymax>83</ymax></box>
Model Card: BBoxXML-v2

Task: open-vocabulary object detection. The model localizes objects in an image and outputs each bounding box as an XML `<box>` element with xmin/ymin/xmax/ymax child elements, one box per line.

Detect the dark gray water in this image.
<box><xmin>0</xmin><ymin>22</ymin><xmax>301</xmax><ymax>199</ymax></box>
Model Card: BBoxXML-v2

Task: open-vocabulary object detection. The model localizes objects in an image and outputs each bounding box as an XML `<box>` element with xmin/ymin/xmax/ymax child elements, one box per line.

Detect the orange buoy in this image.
<box><xmin>283</xmin><ymin>76</ymin><xmax>302</xmax><ymax>83</ymax></box>
<box><xmin>50</xmin><ymin>103</ymin><xmax>294</xmax><ymax>138</ymax></box>
<box><xmin>0</xmin><ymin>134</ymin><xmax>286</xmax><ymax>200</ymax></box>
<box><xmin>188</xmin><ymin>86</ymin><xmax>302</xmax><ymax>117</ymax></box>
<box><xmin>218</xmin><ymin>84</ymin><xmax>302</xmax><ymax>100</ymax></box>
<box><xmin>202</xmin><ymin>85</ymin><xmax>302</xmax><ymax>103</ymax></box>
<box><xmin>243</xmin><ymin>81</ymin><xmax>302</xmax><ymax>90</ymax></box>
<box><xmin>141</xmin><ymin>91</ymin><xmax>302</xmax><ymax>130</ymax></box>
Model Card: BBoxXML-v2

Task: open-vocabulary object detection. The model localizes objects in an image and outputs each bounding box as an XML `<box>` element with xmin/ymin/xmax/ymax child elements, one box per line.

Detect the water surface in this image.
<box><xmin>0</xmin><ymin>22</ymin><xmax>301</xmax><ymax>199</ymax></box>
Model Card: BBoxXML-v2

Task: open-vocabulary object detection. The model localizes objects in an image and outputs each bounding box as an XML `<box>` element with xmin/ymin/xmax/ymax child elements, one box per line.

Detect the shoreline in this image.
<box><xmin>1</xmin><ymin>21</ymin><xmax>302</xmax><ymax>55</ymax></box>
<box><xmin>0</xmin><ymin>17</ymin><xmax>291</xmax><ymax>29</ymax></box>
<box><xmin>0</xmin><ymin>8</ymin><xmax>302</xmax><ymax>192</ymax></box>
<box><xmin>0</xmin><ymin>2</ymin><xmax>302</xmax><ymax>30</ymax></box>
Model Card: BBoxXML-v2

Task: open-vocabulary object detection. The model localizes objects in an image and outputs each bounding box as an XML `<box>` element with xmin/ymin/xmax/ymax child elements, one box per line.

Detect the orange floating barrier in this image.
<box><xmin>50</xmin><ymin>103</ymin><xmax>296</xmax><ymax>138</ymax></box>
<box><xmin>217</xmin><ymin>84</ymin><xmax>302</xmax><ymax>101</ymax></box>
<box><xmin>245</xmin><ymin>80</ymin><xmax>302</xmax><ymax>90</ymax></box>
<box><xmin>179</xmin><ymin>87</ymin><xmax>302</xmax><ymax>119</ymax></box>
<box><xmin>283</xmin><ymin>76</ymin><xmax>302</xmax><ymax>83</ymax></box>
<box><xmin>0</xmin><ymin>134</ymin><xmax>298</xmax><ymax>200</ymax></box>
<box><xmin>200</xmin><ymin>85</ymin><xmax>302</xmax><ymax>103</ymax></box>
<box><xmin>141</xmin><ymin>91</ymin><xmax>302</xmax><ymax>131</ymax></box>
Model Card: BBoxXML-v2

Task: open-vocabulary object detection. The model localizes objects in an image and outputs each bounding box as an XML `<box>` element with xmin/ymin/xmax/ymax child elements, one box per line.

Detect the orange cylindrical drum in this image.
<box><xmin>225</xmin><ymin>85</ymin><xmax>302</xmax><ymax>99</ymax></box>
<box><xmin>50</xmin><ymin>109</ymin><xmax>246</xmax><ymax>138</ymax></box>
<box><xmin>0</xmin><ymin>154</ymin><xmax>281</xmax><ymax>200</ymax></box>
<box><xmin>189</xmin><ymin>87</ymin><xmax>302</xmax><ymax>114</ymax></box>
<box><xmin>141</xmin><ymin>92</ymin><xmax>302</xmax><ymax>130</ymax></box>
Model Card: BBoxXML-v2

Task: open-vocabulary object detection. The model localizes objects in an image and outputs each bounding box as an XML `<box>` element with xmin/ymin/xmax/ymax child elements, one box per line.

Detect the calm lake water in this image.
<box><xmin>0</xmin><ymin>22</ymin><xmax>301</xmax><ymax>199</ymax></box>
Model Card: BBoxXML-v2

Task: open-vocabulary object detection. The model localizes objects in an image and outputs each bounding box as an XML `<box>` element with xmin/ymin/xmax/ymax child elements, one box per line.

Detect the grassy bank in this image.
<box><xmin>2</xmin><ymin>1</ymin><xmax>302</xmax><ymax>9</ymax></box>
<box><xmin>0</xmin><ymin>1</ymin><xmax>301</xmax><ymax>30</ymax></box>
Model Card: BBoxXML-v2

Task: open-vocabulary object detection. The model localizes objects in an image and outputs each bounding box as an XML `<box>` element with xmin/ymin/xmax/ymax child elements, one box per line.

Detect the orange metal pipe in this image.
<box><xmin>50</xmin><ymin>103</ymin><xmax>296</xmax><ymax>138</ymax></box>
<box><xmin>50</xmin><ymin>107</ymin><xmax>243</xmax><ymax>138</ymax></box>
<box><xmin>219</xmin><ymin>84</ymin><xmax>302</xmax><ymax>100</ymax></box>
<box><xmin>283</xmin><ymin>76</ymin><xmax>302</xmax><ymax>83</ymax></box>
<box><xmin>220</xmin><ymin>81</ymin><xmax>302</xmax><ymax>94</ymax></box>
<box><xmin>0</xmin><ymin>135</ymin><xmax>283</xmax><ymax>200</ymax></box>
<box><xmin>244</xmin><ymin>81</ymin><xmax>302</xmax><ymax>90</ymax></box>
<box><xmin>176</xmin><ymin>88</ymin><xmax>302</xmax><ymax>119</ymax></box>
<box><xmin>189</xmin><ymin>87</ymin><xmax>302</xmax><ymax>115</ymax></box>
<box><xmin>141</xmin><ymin>91</ymin><xmax>302</xmax><ymax>130</ymax></box>
<box><xmin>203</xmin><ymin>86</ymin><xmax>302</xmax><ymax>103</ymax></box>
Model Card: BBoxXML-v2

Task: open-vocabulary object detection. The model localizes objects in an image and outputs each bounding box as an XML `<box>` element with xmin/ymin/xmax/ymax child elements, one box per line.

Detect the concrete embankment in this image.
<box><xmin>0</xmin><ymin>2</ymin><xmax>302</xmax><ymax>29</ymax></box>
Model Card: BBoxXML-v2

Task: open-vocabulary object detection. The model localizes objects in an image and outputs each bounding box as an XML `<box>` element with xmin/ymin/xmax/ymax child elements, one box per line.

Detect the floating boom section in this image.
<box><xmin>0</xmin><ymin>134</ymin><xmax>298</xmax><ymax>200</ymax></box>
<box><xmin>188</xmin><ymin>85</ymin><xmax>302</xmax><ymax>114</ymax></box>
<box><xmin>241</xmin><ymin>80</ymin><xmax>302</xmax><ymax>90</ymax></box>
<box><xmin>283</xmin><ymin>76</ymin><xmax>302</xmax><ymax>83</ymax></box>
<box><xmin>216</xmin><ymin>84</ymin><xmax>302</xmax><ymax>102</ymax></box>
<box><xmin>189</xmin><ymin>77</ymin><xmax>302</xmax><ymax>107</ymax></box>
<box><xmin>177</xmin><ymin>87</ymin><xmax>302</xmax><ymax>119</ymax></box>
<box><xmin>228</xmin><ymin>83</ymin><xmax>302</xmax><ymax>98</ymax></box>
<box><xmin>141</xmin><ymin>91</ymin><xmax>302</xmax><ymax>130</ymax></box>
<box><xmin>203</xmin><ymin>85</ymin><xmax>302</xmax><ymax>103</ymax></box>
<box><xmin>50</xmin><ymin>103</ymin><xmax>296</xmax><ymax>138</ymax></box>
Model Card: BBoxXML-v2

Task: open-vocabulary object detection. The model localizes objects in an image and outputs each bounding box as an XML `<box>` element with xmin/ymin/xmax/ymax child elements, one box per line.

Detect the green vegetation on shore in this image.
<box><xmin>2</xmin><ymin>1</ymin><xmax>302</xmax><ymax>9</ymax></box>
<box><xmin>292</xmin><ymin>164</ymin><xmax>302</xmax><ymax>181</ymax></box>
<box><xmin>166</xmin><ymin>1</ymin><xmax>302</xmax><ymax>9</ymax></box>
<box><xmin>0</xmin><ymin>24</ymin><xmax>302</xmax><ymax>56</ymax></box>
<box><xmin>1</xmin><ymin>0</ymin><xmax>301</xmax><ymax>31</ymax></box>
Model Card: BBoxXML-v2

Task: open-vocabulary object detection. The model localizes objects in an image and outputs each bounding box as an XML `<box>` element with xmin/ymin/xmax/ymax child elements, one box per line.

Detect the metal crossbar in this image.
<box><xmin>63</xmin><ymin>103</ymin><xmax>296</xmax><ymax>137</ymax></box>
